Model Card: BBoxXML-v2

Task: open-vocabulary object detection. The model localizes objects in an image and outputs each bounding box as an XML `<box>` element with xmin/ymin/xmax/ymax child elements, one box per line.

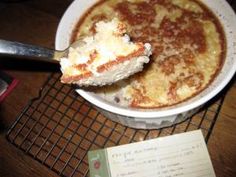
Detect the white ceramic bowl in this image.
<box><xmin>56</xmin><ymin>0</ymin><xmax>236</xmax><ymax>129</ymax></box>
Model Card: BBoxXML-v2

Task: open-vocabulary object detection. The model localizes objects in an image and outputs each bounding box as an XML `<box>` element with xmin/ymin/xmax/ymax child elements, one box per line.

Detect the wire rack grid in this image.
<box><xmin>6</xmin><ymin>72</ymin><xmax>226</xmax><ymax>177</ymax></box>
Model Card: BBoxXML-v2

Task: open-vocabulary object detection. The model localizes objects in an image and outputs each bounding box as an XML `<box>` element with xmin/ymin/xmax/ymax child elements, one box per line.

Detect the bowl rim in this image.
<box><xmin>56</xmin><ymin>0</ymin><xmax>236</xmax><ymax>119</ymax></box>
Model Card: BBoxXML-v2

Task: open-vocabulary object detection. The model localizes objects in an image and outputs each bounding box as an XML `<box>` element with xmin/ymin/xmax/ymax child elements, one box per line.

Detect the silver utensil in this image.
<box><xmin>0</xmin><ymin>39</ymin><xmax>83</xmax><ymax>63</ymax></box>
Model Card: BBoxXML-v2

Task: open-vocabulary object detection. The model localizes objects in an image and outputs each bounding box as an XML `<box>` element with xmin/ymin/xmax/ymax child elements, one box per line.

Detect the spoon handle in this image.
<box><xmin>0</xmin><ymin>39</ymin><xmax>59</xmax><ymax>63</ymax></box>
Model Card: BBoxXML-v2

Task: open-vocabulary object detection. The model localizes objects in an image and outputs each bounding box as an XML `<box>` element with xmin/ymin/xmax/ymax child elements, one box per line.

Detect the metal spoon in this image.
<box><xmin>0</xmin><ymin>39</ymin><xmax>151</xmax><ymax>86</ymax></box>
<box><xmin>0</xmin><ymin>39</ymin><xmax>84</xmax><ymax>63</ymax></box>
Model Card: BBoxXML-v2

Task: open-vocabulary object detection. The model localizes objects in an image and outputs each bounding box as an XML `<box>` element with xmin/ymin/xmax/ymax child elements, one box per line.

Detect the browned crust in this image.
<box><xmin>69</xmin><ymin>0</ymin><xmax>226</xmax><ymax>108</ymax></box>
<box><xmin>61</xmin><ymin>43</ymin><xmax>145</xmax><ymax>83</ymax></box>
<box><xmin>61</xmin><ymin>72</ymin><xmax>92</xmax><ymax>83</ymax></box>
<box><xmin>70</xmin><ymin>0</ymin><xmax>107</xmax><ymax>43</ymax></box>
<box><xmin>97</xmin><ymin>43</ymin><xmax>145</xmax><ymax>73</ymax></box>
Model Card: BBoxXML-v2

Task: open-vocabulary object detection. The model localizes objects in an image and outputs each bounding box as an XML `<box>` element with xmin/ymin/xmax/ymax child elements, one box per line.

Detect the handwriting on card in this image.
<box><xmin>88</xmin><ymin>130</ymin><xmax>216</xmax><ymax>177</ymax></box>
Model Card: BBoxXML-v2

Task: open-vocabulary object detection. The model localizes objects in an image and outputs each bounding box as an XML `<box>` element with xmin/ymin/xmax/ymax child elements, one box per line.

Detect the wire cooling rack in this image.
<box><xmin>6</xmin><ymin>72</ymin><xmax>226</xmax><ymax>177</ymax></box>
<box><xmin>6</xmin><ymin>2</ymin><xmax>236</xmax><ymax>176</ymax></box>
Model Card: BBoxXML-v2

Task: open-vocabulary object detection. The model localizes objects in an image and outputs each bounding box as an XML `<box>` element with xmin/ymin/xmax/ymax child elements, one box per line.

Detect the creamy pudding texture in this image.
<box><xmin>60</xmin><ymin>19</ymin><xmax>151</xmax><ymax>86</ymax></box>
<box><xmin>72</xmin><ymin>0</ymin><xmax>225</xmax><ymax>108</ymax></box>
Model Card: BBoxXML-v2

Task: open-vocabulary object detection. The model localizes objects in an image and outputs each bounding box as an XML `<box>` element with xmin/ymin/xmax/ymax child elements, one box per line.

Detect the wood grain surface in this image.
<box><xmin>0</xmin><ymin>0</ymin><xmax>235</xmax><ymax>177</ymax></box>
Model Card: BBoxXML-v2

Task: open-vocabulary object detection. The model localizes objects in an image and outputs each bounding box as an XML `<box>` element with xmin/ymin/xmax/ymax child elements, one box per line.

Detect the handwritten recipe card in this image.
<box><xmin>88</xmin><ymin>130</ymin><xmax>216</xmax><ymax>177</ymax></box>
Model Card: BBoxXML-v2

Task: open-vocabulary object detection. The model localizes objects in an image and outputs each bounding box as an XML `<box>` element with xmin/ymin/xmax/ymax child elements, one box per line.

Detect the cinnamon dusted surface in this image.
<box><xmin>0</xmin><ymin>0</ymin><xmax>235</xmax><ymax>177</ymax></box>
<box><xmin>75</xmin><ymin>0</ymin><xmax>225</xmax><ymax>108</ymax></box>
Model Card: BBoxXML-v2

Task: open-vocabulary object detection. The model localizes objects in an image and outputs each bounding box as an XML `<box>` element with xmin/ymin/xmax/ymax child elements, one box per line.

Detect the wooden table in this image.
<box><xmin>0</xmin><ymin>0</ymin><xmax>235</xmax><ymax>177</ymax></box>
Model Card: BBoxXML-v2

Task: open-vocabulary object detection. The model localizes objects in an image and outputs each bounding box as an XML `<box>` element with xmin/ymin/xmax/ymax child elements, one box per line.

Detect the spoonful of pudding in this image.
<box><xmin>0</xmin><ymin>18</ymin><xmax>152</xmax><ymax>86</ymax></box>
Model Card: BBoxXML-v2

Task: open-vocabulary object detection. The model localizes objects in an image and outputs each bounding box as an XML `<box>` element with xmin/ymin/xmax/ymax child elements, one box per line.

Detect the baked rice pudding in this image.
<box><xmin>60</xmin><ymin>19</ymin><xmax>151</xmax><ymax>86</ymax></box>
<box><xmin>71</xmin><ymin>0</ymin><xmax>226</xmax><ymax>108</ymax></box>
